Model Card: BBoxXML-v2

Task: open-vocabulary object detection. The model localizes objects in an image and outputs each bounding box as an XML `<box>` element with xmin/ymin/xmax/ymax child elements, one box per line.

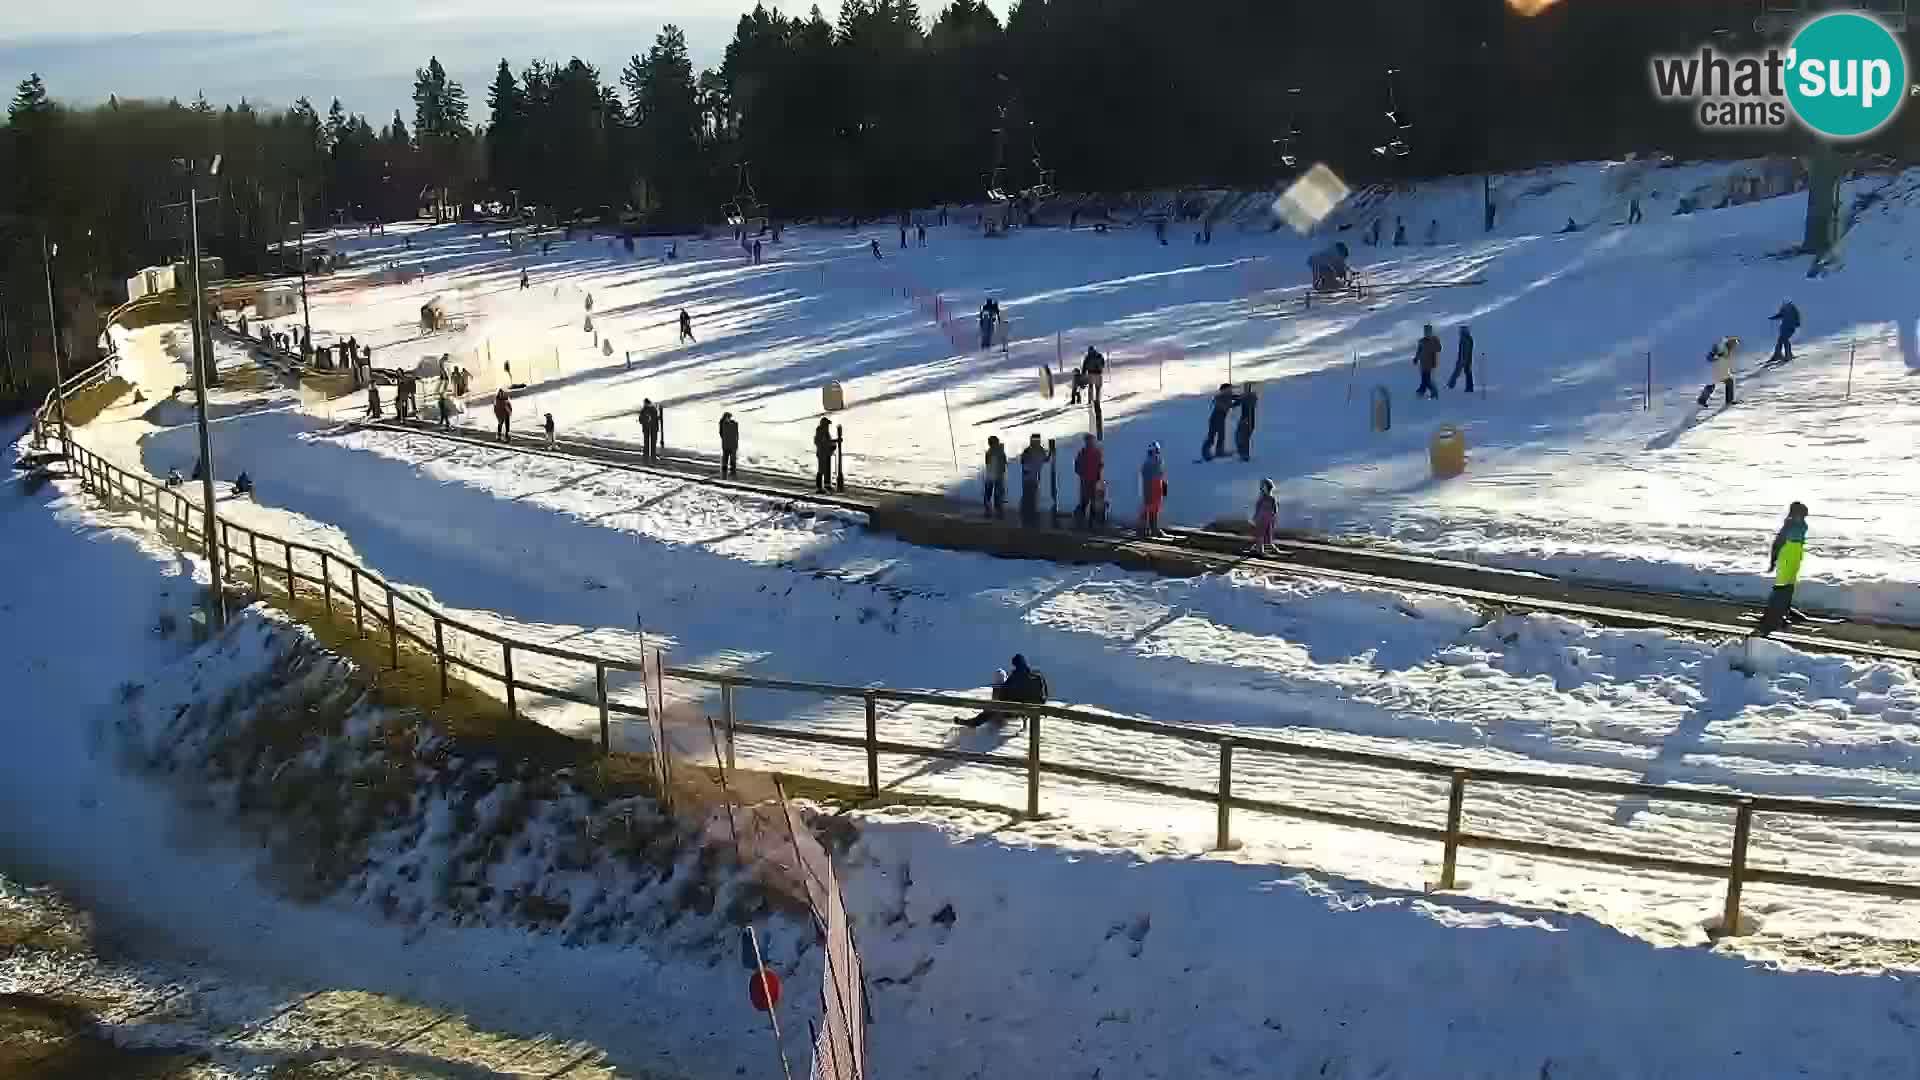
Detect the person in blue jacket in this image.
<box><xmin>1768</xmin><ymin>300</ymin><xmax>1802</xmax><ymax>364</ymax></box>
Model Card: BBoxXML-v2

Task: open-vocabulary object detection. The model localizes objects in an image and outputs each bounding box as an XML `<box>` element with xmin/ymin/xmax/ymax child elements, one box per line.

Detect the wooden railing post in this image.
<box><xmin>284</xmin><ymin>541</ymin><xmax>297</xmax><ymax>601</ymax></box>
<box><xmin>351</xmin><ymin>565</ymin><xmax>365</xmax><ymax>637</ymax></box>
<box><xmin>385</xmin><ymin>588</ymin><xmax>399</xmax><ymax>669</ymax></box>
<box><xmin>1723</xmin><ymin>799</ymin><xmax>1755</xmax><ymax>936</ymax></box>
<box><xmin>721</xmin><ymin>682</ymin><xmax>738</xmax><ymax>770</ymax></box>
<box><xmin>1026</xmin><ymin>712</ymin><xmax>1042</xmax><ymax>819</ymax></box>
<box><xmin>595</xmin><ymin>663</ymin><xmax>611</xmax><ymax>754</ymax></box>
<box><xmin>864</xmin><ymin>691</ymin><xmax>880</xmax><ymax>797</ymax></box>
<box><xmin>502</xmin><ymin>643</ymin><xmax>517</xmax><ymax>721</ymax></box>
<box><xmin>1215</xmin><ymin>738</ymin><xmax>1234</xmax><ymax>851</ymax></box>
<box><xmin>434</xmin><ymin>617</ymin><xmax>448</xmax><ymax>701</ymax></box>
<box><xmin>249</xmin><ymin>532</ymin><xmax>263</xmax><ymax>595</ymax></box>
<box><xmin>320</xmin><ymin>555</ymin><xmax>334</xmax><ymax>618</ymax></box>
<box><xmin>1440</xmin><ymin>770</ymin><xmax>1468</xmax><ymax>890</ymax></box>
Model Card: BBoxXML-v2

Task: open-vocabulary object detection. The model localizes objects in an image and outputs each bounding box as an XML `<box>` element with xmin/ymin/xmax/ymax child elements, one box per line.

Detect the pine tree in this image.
<box><xmin>8</xmin><ymin>73</ymin><xmax>51</xmax><ymax>121</ymax></box>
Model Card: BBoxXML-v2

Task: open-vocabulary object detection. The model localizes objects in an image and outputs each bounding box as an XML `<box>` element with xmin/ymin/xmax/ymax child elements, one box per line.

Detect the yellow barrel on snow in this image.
<box><xmin>1430</xmin><ymin>425</ymin><xmax>1466</xmax><ymax>479</ymax></box>
<box><xmin>822</xmin><ymin>382</ymin><xmax>847</xmax><ymax>412</ymax></box>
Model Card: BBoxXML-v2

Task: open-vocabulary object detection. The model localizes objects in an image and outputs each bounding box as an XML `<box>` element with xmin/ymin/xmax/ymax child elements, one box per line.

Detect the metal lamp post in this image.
<box><xmin>39</xmin><ymin>231</ymin><xmax>70</xmax><ymax>453</ymax></box>
<box><xmin>181</xmin><ymin>155</ymin><xmax>226</xmax><ymax>626</ymax></box>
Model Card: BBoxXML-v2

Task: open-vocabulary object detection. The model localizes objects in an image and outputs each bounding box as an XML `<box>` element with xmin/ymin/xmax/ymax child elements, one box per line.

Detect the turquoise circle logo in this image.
<box><xmin>1786</xmin><ymin>12</ymin><xmax>1908</xmax><ymax>139</ymax></box>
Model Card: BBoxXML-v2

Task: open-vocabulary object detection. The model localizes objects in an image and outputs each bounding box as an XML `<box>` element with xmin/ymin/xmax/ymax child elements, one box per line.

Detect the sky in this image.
<box><xmin>0</xmin><ymin>1</ymin><xmax>784</xmax><ymax>125</ymax></box>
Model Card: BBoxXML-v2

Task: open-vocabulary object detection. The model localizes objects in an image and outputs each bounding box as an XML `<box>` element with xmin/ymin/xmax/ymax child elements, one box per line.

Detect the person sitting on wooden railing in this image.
<box><xmin>233</xmin><ymin>472</ymin><xmax>254</xmax><ymax>499</ymax></box>
<box><xmin>962</xmin><ymin>654</ymin><xmax>1050</xmax><ymax>727</ymax></box>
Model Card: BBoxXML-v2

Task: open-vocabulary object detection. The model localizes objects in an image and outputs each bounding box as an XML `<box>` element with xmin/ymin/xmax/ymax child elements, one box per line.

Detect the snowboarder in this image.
<box><xmin>543</xmin><ymin>412</ymin><xmax>556</xmax><ymax>448</ymax></box>
<box><xmin>1073</xmin><ymin>434</ymin><xmax>1103</xmax><ymax>528</ymax></box>
<box><xmin>1202</xmin><ymin>383</ymin><xmax>1237</xmax><ymax>461</ymax></box>
<box><xmin>1768</xmin><ymin>300</ymin><xmax>1801</xmax><ymax>365</ymax></box>
<box><xmin>1140</xmin><ymin>444</ymin><xmax>1169</xmax><ymax>537</ymax></box>
<box><xmin>1081</xmin><ymin>345</ymin><xmax>1105</xmax><ymax>404</ymax></box>
<box><xmin>493</xmin><ymin>388</ymin><xmax>512</xmax><ymax>440</ymax></box>
<box><xmin>1447</xmin><ymin>325</ymin><xmax>1475</xmax><ymax>393</ymax></box>
<box><xmin>871</xmin><ymin>238</ymin><xmax>883</xmax><ymax>260</ymax></box>
<box><xmin>1018</xmin><ymin>434</ymin><xmax>1050</xmax><ymax>527</ymax></box>
<box><xmin>1413</xmin><ymin>325</ymin><xmax>1443</xmax><ymax>400</ymax></box>
<box><xmin>1558</xmin><ymin>217</ymin><xmax>1581</xmax><ymax>234</ymax></box>
<box><xmin>638</xmin><ymin>399</ymin><xmax>662</xmax><ymax>463</ymax></box>
<box><xmin>678</xmin><ymin>309</ymin><xmax>695</xmax><ymax>345</ymax></box>
<box><xmin>1697</xmin><ymin>335</ymin><xmax>1739</xmax><ymax>408</ymax></box>
<box><xmin>1252</xmin><ymin>478</ymin><xmax>1278</xmax><ymax>555</ymax></box>
<box><xmin>1233</xmin><ymin>381</ymin><xmax>1258</xmax><ymax>461</ymax></box>
<box><xmin>719</xmin><ymin>411</ymin><xmax>740</xmax><ymax>478</ymax></box>
<box><xmin>1393</xmin><ymin>217</ymin><xmax>1407</xmax><ymax>246</ymax></box>
<box><xmin>982</xmin><ymin>435</ymin><xmax>1009</xmax><ymax>519</ymax></box>
<box><xmin>1753</xmin><ymin>501</ymin><xmax>1810</xmax><ymax>636</ymax></box>
<box><xmin>814</xmin><ymin>417</ymin><xmax>838</xmax><ymax>493</ymax></box>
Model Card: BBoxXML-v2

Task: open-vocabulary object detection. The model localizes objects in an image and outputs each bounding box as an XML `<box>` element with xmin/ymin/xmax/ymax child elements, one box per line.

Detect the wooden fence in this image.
<box><xmin>32</xmin><ymin>358</ymin><xmax>1920</xmax><ymax>934</ymax></box>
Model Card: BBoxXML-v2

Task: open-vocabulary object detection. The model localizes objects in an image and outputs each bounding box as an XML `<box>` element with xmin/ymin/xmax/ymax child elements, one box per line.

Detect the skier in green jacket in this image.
<box><xmin>1753</xmin><ymin>501</ymin><xmax>1809</xmax><ymax>636</ymax></box>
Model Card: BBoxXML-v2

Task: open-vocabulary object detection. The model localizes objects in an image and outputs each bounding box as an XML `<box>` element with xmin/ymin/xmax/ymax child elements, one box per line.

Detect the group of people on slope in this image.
<box><xmin>1411</xmin><ymin>324</ymin><xmax>1475</xmax><ymax>399</ymax></box>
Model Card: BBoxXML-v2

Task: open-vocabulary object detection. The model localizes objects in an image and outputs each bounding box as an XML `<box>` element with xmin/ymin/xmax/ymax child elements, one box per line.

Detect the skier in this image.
<box><xmin>1018</xmin><ymin>433</ymin><xmax>1050</xmax><ymax>527</ymax></box>
<box><xmin>1627</xmin><ymin>197</ymin><xmax>1644</xmax><ymax>225</ymax></box>
<box><xmin>719</xmin><ymin>411</ymin><xmax>740</xmax><ymax>479</ymax></box>
<box><xmin>1251</xmin><ymin>478</ymin><xmax>1279</xmax><ymax>555</ymax></box>
<box><xmin>900</xmin><ymin>224</ymin><xmax>908</xmax><ymax>249</ymax></box>
<box><xmin>638</xmin><ymin>399</ymin><xmax>662</xmax><ymax>463</ymax></box>
<box><xmin>1081</xmin><ymin>345</ymin><xmax>1106</xmax><ymax>404</ymax></box>
<box><xmin>1768</xmin><ymin>300</ymin><xmax>1801</xmax><ymax>365</ymax></box>
<box><xmin>1201</xmin><ymin>383</ymin><xmax>1238</xmax><ymax>460</ymax></box>
<box><xmin>1447</xmin><ymin>325</ymin><xmax>1475</xmax><ymax>393</ymax></box>
<box><xmin>1073</xmin><ymin>434</ymin><xmax>1103</xmax><ymax>528</ymax></box>
<box><xmin>979</xmin><ymin>300</ymin><xmax>1000</xmax><ymax>350</ymax></box>
<box><xmin>1393</xmin><ymin>217</ymin><xmax>1407</xmax><ymax>246</ymax></box>
<box><xmin>492</xmin><ymin>387</ymin><xmax>511</xmax><ymax>441</ymax></box>
<box><xmin>982</xmin><ymin>435</ymin><xmax>1009</xmax><ymax>519</ymax></box>
<box><xmin>1696</xmin><ymin>335</ymin><xmax>1739</xmax><ymax>408</ymax></box>
<box><xmin>678</xmin><ymin>309</ymin><xmax>695</xmax><ymax>344</ymax></box>
<box><xmin>543</xmin><ymin>412</ymin><xmax>556</xmax><ymax>449</ymax></box>
<box><xmin>1140</xmin><ymin>443</ymin><xmax>1169</xmax><ymax>537</ymax></box>
<box><xmin>1753</xmin><ymin>501</ymin><xmax>1810</xmax><ymax>636</ymax></box>
<box><xmin>520</xmin><ymin>269</ymin><xmax>530</xmax><ymax>291</ymax></box>
<box><xmin>1413</xmin><ymin>325</ymin><xmax>1443</xmax><ymax>400</ymax></box>
<box><xmin>871</xmin><ymin>238</ymin><xmax>883</xmax><ymax>260</ymax></box>
<box><xmin>814</xmin><ymin>417</ymin><xmax>838</xmax><ymax>493</ymax></box>
<box><xmin>1233</xmin><ymin>381</ymin><xmax>1258</xmax><ymax>462</ymax></box>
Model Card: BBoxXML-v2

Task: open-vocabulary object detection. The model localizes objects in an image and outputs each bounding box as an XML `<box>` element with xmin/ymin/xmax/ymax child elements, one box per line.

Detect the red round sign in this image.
<box><xmin>748</xmin><ymin>968</ymin><xmax>782</xmax><ymax>1012</ymax></box>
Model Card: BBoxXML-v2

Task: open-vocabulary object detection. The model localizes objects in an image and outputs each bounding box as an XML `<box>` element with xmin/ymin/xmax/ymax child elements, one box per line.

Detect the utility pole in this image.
<box><xmin>184</xmin><ymin>156</ymin><xmax>226</xmax><ymax>627</ymax></box>
<box><xmin>40</xmin><ymin>232</ymin><xmax>70</xmax><ymax>453</ymax></box>
<box><xmin>296</xmin><ymin>177</ymin><xmax>312</xmax><ymax>353</ymax></box>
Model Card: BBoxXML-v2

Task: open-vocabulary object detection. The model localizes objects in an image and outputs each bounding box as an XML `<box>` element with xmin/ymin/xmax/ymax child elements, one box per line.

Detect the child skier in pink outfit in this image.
<box><xmin>1252</xmin><ymin>478</ymin><xmax>1278</xmax><ymax>555</ymax></box>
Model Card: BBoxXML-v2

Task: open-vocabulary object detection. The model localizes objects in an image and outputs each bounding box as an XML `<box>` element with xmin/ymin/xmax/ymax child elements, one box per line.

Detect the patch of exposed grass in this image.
<box><xmin>0</xmin><ymin>993</ymin><xmax>194</xmax><ymax>1079</ymax></box>
<box><xmin>60</xmin><ymin>378</ymin><xmax>132</xmax><ymax>427</ymax></box>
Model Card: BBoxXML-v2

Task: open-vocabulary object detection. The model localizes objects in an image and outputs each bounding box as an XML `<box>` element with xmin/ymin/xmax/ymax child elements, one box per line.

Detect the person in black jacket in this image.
<box><xmin>1413</xmin><ymin>325</ymin><xmax>1442</xmax><ymax>399</ymax></box>
<box><xmin>1201</xmin><ymin>383</ymin><xmax>1238</xmax><ymax>460</ymax></box>
<box><xmin>637</xmin><ymin>399</ymin><xmax>661</xmax><ymax>462</ymax></box>
<box><xmin>814</xmin><ymin>417</ymin><xmax>838</xmax><ymax>493</ymax></box>
<box><xmin>1447</xmin><ymin>325</ymin><xmax>1475</xmax><ymax>393</ymax></box>
<box><xmin>982</xmin><ymin>436</ymin><xmax>1008</xmax><ymax>519</ymax></box>
<box><xmin>1081</xmin><ymin>345</ymin><xmax>1106</xmax><ymax>404</ymax></box>
<box><xmin>718</xmin><ymin>412</ymin><xmax>740</xmax><ymax>478</ymax></box>
<box><xmin>1233</xmin><ymin>382</ymin><xmax>1258</xmax><ymax>461</ymax></box>
<box><xmin>963</xmin><ymin>654</ymin><xmax>1050</xmax><ymax>727</ymax></box>
<box><xmin>678</xmin><ymin>309</ymin><xmax>694</xmax><ymax>344</ymax></box>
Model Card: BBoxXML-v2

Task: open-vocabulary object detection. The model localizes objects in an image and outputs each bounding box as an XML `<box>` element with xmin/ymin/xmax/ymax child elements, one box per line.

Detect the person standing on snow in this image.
<box><xmin>1233</xmin><ymin>382</ymin><xmax>1259</xmax><ymax>462</ymax></box>
<box><xmin>1018</xmin><ymin>433</ymin><xmax>1051</xmax><ymax>526</ymax></box>
<box><xmin>520</xmin><ymin>269</ymin><xmax>530</xmax><ymax>290</ymax></box>
<box><xmin>982</xmin><ymin>435</ymin><xmax>1009</xmax><ymax>519</ymax></box>
<box><xmin>1081</xmin><ymin>345</ymin><xmax>1106</xmax><ymax>405</ymax></box>
<box><xmin>1413</xmin><ymin>324</ymin><xmax>1443</xmax><ymax>400</ymax></box>
<box><xmin>678</xmin><ymin>309</ymin><xmax>695</xmax><ymax>345</ymax></box>
<box><xmin>1697</xmin><ymin>335</ymin><xmax>1739</xmax><ymax>408</ymax></box>
<box><xmin>543</xmin><ymin>411</ymin><xmax>556</xmax><ymax>448</ymax></box>
<box><xmin>1393</xmin><ymin>217</ymin><xmax>1408</xmax><ymax>246</ymax></box>
<box><xmin>1201</xmin><ymin>383</ymin><xmax>1238</xmax><ymax>460</ymax></box>
<box><xmin>1448</xmin><ymin>325</ymin><xmax>1475</xmax><ymax>393</ymax></box>
<box><xmin>1768</xmin><ymin>300</ymin><xmax>1801</xmax><ymax>364</ymax></box>
<box><xmin>718</xmin><ymin>412</ymin><xmax>740</xmax><ymax>478</ymax></box>
<box><xmin>1251</xmin><ymin>478</ymin><xmax>1279</xmax><ymax>555</ymax></box>
<box><xmin>870</xmin><ymin>238</ymin><xmax>884</xmax><ymax>260</ymax></box>
<box><xmin>1073</xmin><ymin>434</ymin><xmax>1104</xmax><ymax>527</ymax></box>
<box><xmin>1140</xmin><ymin>443</ymin><xmax>1169</xmax><ymax>537</ymax></box>
<box><xmin>492</xmin><ymin>387</ymin><xmax>512</xmax><ymax>441</ymax></box>
<box><xmin>813</xmin><ymin>417</ymin><xmax>838</xmax><ymax>493</ymax></box>
<box><xmin>637</xmin><ymin>399</ymin><xmax>662</xmax><ymax>463</ymax></box>
<box><xmin>1753</xmin><ymin>501</ymin><xmax>1810</xmax><ymax>636</ymax></box>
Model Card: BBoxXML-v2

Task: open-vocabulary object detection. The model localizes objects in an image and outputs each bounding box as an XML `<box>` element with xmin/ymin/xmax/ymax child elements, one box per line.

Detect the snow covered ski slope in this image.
<box><xmin>280</xmin><ymin>157</ymin><xmax>1920</xmax><ymax>623</ymax></box>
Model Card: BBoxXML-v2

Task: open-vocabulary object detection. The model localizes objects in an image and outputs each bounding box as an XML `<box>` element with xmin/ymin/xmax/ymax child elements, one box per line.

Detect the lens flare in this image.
<box><xmin>1507</xmin><ymin>0</ymin><xmax>1562</xmax><ymax>15</ymax></box>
